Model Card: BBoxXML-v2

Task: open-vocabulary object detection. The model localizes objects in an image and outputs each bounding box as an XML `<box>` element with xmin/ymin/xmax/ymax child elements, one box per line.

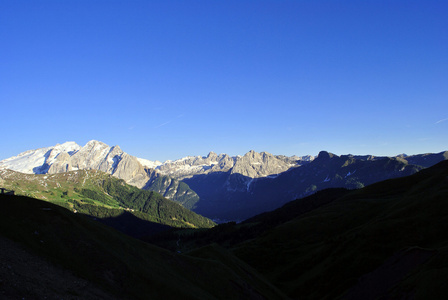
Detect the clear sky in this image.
<box><xmin>1</xmin><ymin>0</ymin><xmax>447</xmax><ymax>162</ymax></box>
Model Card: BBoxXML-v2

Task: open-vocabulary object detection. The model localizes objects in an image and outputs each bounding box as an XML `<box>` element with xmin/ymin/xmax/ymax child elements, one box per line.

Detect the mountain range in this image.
<box><xmin>1</xmin><ymin>140</ymin><xmax>447</xmax><ymax>221</ymax></box>
<box><xmin>2</xmin><ymin>155</ymin><xmax>448</xmax><ymax>299</ymax></box>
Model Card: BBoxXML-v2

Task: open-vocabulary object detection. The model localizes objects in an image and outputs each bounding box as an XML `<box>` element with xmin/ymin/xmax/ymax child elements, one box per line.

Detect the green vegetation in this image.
<box><xmin>0</xmin><ymin>169</ymin><xmax>215</xmax><ymax>233</ymax></box>
<box><xmin>76</xmin><ymin>187</ymin><xmax>118</xmax><ymax>207</ymax></box>
<box><xmin>145</xmin><ymin>176</ymin><xmax>200</xmax><ymax>210</ymax></box>
<box><xmin>99</xmin><ymin>175</ymin><xmax>214</xmax><ymax>228</ymax></box>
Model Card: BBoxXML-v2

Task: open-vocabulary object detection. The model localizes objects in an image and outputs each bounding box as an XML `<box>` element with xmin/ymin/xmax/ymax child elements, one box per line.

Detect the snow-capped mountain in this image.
<box><xmin>0</xmin><ymin>142</ymin><xmax>81</xmax><ymax>174</ymax></box>
<box><xmin>0</xmin><ymin>141</ymin><xmax>309</xmax><ymax>181</ymax></box>
<box><xmin>1</xmin><ymin>141</ymin><xmax>447</xmax><ymax>221</ymax></box>
<box><xmin>0</xmin><ymin>141</ymin><xmax>151</xmax><ymax>188</ymax></box>
<box><xmin>0</xmin><ymin>140</ymin><xmax>307</xmax><ymax>210</ymax></box>
<box><xmin>0</xmin><ymin>141</ymin><xmax>206</xmax><ymax>208</ymax></box>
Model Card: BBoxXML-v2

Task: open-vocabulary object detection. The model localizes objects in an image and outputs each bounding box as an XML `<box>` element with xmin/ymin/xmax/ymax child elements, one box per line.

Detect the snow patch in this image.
<box><xmin>345</xmin><ymin>170</ymin><xmax>356</xmax><ymax>178</ymax></box>
<box><xmin>266</xmin><ymin>174</ymin><xmax>280</xmax><ymax>179</ymax></box>
<box><xmin>0</xmin><ymin>142</ymin><xmax>81</xmax><ymax>174</ymax></box>
<box><xmin>246</xmin><ymin>178</ymin><xmax>254</xmax><ymax>192</ymax></box>
<box><xmin>137</xmin><ymin>158</ymin><xmax>163</xmax><ymax>169</ymax></box>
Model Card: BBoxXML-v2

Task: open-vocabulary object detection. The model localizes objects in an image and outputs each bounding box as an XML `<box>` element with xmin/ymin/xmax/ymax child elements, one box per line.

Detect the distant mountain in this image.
<box><xmin>0</xmin><ymin>168</ymin><xmax>214</xmax><ymax>237</ymax></box>
<box><xmin>0</xmin><ymin>140</ymin><xmax>310</xmax><ymax>214</ymax></box>
<box><xmin>397</xmin><ymin>151</ymin><xmax>448</xmax><ymax>167</ymax></box>
<box><xmin>0</xmin><ymin>141</ymin><xmax>81</xmax><ymax>174</ymax></box>
<box><xmin>148</xmin><ymin>160</ymin><xmax>448</xmax><ymax>299</ymax></box>
<box><xmin>149</xmin><ymin>150</ymin><xmax>313</xmax><ymax>180</ymax></box>
<box><xmin>145</xmin><ymin>150</ymin><xmax>313</xmax><ymax>213</ymax></box>
<box><xmin>1</xmin><ymin>140</ymin><xmax>151</xmax><ymax>187</ymax></box>
<box><xmin>0</xmin><ymin>140</ymin><xmax>201</xmax><ymax>207</ymax></box>
<box><xmin>2</xmin><ymin>141</ymin><xmax>446</xmax><ymax>221</ymax></box>
<box><xmin>182</xmin><ymin>151</ymin><xmax>447</xmax><ymax>221</ymax></box>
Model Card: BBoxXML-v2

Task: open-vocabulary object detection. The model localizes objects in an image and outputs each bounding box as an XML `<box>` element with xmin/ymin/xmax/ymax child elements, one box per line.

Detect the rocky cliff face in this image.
<box><xmin>44</xmin><ymin>141</ymin><xmax>151</xmax><ymax>189</ymax></box>
<box><xmin>231</xmin><ymin>150</ymin><xmax>294</xmax><ymax>178</ymax></box>
<box><xmin>153</xmin><ymin>152</ymin><xmax>236</xmax><ymax>180</ymax></box>
<box><xmin>150</xmin><ymin>150</ymin><xmax>311</xmax><ymax>181</ymax></box>
<box><xmin>143</xmin><ymin>169</ymin><xmax>200</xmax><ymax>210</ymax></box>
<box><xmin>144</xmin><ymin>150</ymin><xmax>310</xmax><ymax>195</ymax></box>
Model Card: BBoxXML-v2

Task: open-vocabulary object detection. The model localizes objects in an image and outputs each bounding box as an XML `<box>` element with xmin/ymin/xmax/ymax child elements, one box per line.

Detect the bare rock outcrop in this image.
<box><xmin>231</xmin><ymin>150</ymin><xmax>293</xmax><ymax>178</ymax></box>
<box><xmin>45</xmin><ymin>141</ymin><xmax>151</xmax><ymax>189</ymax></box>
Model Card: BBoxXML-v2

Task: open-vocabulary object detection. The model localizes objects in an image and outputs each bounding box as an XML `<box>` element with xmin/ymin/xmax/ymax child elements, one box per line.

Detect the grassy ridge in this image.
<box><xmin>0</xmin><ymin>169</ymin><xmax>215</xmax><ymax>232</ymax></box>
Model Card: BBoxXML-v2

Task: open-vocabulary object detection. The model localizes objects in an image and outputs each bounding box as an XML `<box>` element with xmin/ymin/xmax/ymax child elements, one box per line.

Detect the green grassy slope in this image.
<box><xmin>0</xmin><ymin>169</ymin><xmax>215</xmax><ymax>233</ymax></box>
<box><xmin>145</xmin><ymin>175</ymin><xmax>200</xmax><ymax>210</ymax></box>
<box><xmin>0</xmin><ymin>194</ymin><xmax>287</xmax><ymax>300</ymax></box>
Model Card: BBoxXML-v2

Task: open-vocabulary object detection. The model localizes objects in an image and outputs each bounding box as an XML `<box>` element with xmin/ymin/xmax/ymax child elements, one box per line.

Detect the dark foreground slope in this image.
<box><xmin>234</xmin><ymin>160</ymin><xmax>448</xmax><ymax>299</ymax></box>
<box><xmin>0</xmin><ymin>194</ymin><xmax>286</xmax><ymax>300</ymax></box>
<box><xmin>150</xmin><ymin>160</ymin><xmax>448</xmax><ymax>299</ymax></box>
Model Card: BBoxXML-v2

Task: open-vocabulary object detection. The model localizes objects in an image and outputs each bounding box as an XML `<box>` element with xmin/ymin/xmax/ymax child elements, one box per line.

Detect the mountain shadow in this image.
<box><xmin>182</xmin><ymin>171</ymin><xmax>268</xmax><ymax>222</ymax></box>
<box><xmin>0</xmin><ymin>193</ymin><xmax>287</xmax><ymax>300</ymax></box>
<box><xmin>91</xmin><ymin>211</ymin><xmax>172</xmax><ymax>239</ymax></box>
<box><xmin>32</xmin><ymin>149</ymin><xmax>53</xmax><ymax>174</ymax></box>
<box><xmin>149</xmin><ymin>160</ymin><xmax>448</xmax><ymax>299</ymax></box>
<box><xmin>233</xmin><ymin>160</ymin><xmax>448</xmax><ymax>299</ymax></box>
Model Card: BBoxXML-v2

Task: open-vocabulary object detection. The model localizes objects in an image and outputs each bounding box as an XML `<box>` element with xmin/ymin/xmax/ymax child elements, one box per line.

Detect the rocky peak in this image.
<box><xmin>85</xmin><ymin>139</ymin><xmax>106</xmax><ymax>146</ymax></box>
<box><xmin>110</xmin><ymin>145</ymin><xmax>122</xmax><ymax>152</ymax></box>
<box><xmin>316</xmin><ymin>151</ymin><xmax>336</xmax><ymax>161</ymax></box>
<box><xmin>206</xmin><ymin>151</ymin><xmax>218</xmax><ymax>159</ymax></box>
<box><xmin>244</xmin><ymin>150</ymin><xmax>258</xmax><ymax>159</ymax></box>
<box><xmin>83</xmin><ymin>140</ymin><xmax>109</xmax><ymax>152</ymax></box>
<box><xmin>48</xmin><ymin>152</ymin><xmax>71</xmax><ymax>173</ymax></box>
<box><xmin>231</xmin><ymin>150</ymin><xmax>294</xmax><ymax>178</ymax></box>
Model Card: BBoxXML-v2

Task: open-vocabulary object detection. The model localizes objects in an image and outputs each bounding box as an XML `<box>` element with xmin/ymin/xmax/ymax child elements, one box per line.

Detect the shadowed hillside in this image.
<box><xmin>148</xmin><ymin>160</ymin><xmax>448</xmax><ymax>299</ymax></box>
<box><xmin>0</xmin><ymin>194</ymin><xmax>287</xmax><ymax>299</ymax></box>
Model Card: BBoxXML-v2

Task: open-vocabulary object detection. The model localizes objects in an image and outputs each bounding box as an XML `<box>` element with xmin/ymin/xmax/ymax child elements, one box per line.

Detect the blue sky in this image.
<box><xmin>1</xmin><ymin>0</ymin><xmax>447</xmax><ymax>161</ymax></box>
